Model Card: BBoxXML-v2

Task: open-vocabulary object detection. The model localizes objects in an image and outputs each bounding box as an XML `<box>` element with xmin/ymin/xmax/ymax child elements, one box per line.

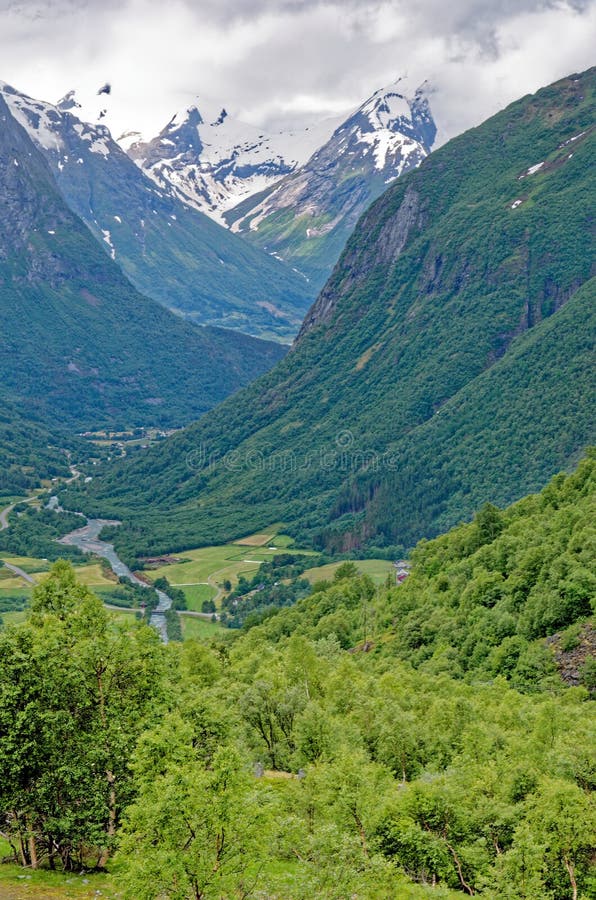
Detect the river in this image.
<box><xmin>58</xmin><ymin>517</ymin><xmax>171</xmax><ymax>642</ymax></box>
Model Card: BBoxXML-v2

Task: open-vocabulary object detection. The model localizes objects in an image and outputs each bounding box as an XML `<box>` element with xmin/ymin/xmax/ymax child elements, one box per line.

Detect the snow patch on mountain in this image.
<box><xmin>126</xmin><ymin>101</ymin><xmax>340</xmax><ymax>224</ymax></box>
<box><xmin>0</xmin><ymin>82</ymin><xmax>116</xmax><ymax>165</ymax></box>
<box><xmin>229</xmin><ymin>79</ymin><xmax>436</xmax><ymax>245</ymax></box>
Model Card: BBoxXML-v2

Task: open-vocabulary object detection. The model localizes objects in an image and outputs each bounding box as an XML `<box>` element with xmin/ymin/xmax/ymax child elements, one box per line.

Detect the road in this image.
<box><xmin>1</xmin><ymin>493</ymin><xmax>39</xmax><ymax>531</ymax></box>
<box><xmin>0</xmin><ymin>503</ymin><xmax>14</xmax><ymax>530</ymax></box>
<box><xmin>179</xmin><ymin>609</ymin><xmax>221</xmax><ymax>620</ymax></box>
<box><xmin>3</xmin><ymin>562</ymin><xmax>36</xmax><ymax>585</ymax></box>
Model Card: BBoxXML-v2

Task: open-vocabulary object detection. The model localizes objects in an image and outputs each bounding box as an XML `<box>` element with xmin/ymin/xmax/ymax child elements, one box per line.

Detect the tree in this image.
<box><xmin>121</xmin><ymin>733</ymin><xmax>272</xmax><ymax>899</ymax></box>
<box><xmin>0</xmin><ymin>562</ymin><xmax>165</xmax><ymax>870</ymax></box>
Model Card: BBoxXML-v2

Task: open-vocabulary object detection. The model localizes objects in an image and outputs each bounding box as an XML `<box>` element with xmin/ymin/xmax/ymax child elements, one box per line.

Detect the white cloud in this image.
<box><xmin>0</xmin><ymin>0</ymin><xmax>594</xmax><ymax>142</ymax></box>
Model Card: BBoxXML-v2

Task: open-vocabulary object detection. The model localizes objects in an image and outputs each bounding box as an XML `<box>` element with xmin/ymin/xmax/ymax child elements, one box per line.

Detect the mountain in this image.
<box><xmin>126</xmin><ymin>80</ymin><xmax>436</xmax><ymax>293</ymax></box>
<box><xmin>127</xmin><ymin>100</ymin><xmax>337</xmax><ymax>225</ymax></box>
<box><xmin>63</xmin><ymin>67</ymin><xmax>596</xmax><ymax>559</ymax></box>
<box><xmin>0</xmin><ymin>90</ymin><xmax>286</xmax><ymax>491</ymax></box>
<box><xmin>225</xmin><ymin>81</ymin><xmax>436</xmax><ymax>290</ymax></box>
<box><xmin>0</xmin><ymin>83</ymin><xmax>313</xmax><ymax>340</ymax></box>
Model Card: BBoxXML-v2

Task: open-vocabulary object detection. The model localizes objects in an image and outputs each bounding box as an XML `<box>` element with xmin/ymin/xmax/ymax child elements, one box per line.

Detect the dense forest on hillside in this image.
<box><xmin>1</xmin><ymin>457</ymin><xmax>593</xmax><ymax>898</ymax></box>
<box><xmin>0</xmin><ymin>404</ymin><xmax>72</xmax><ymax>494</ymax></box>
<box><xmin>64</xmin><ymin>68</ymin><xmax>596</xmax><ymax>560</ymax></box>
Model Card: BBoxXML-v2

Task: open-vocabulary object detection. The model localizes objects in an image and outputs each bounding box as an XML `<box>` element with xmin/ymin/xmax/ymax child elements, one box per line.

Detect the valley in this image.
<box><xmin>66</xmin><ymin>68</ymin><xmax>596</xmax><ymax>563</ymax></box>
<box><xmin>0</xmin><ymin>46</ymin><xmax>594</xmax><ymax>900</ymax></box>
<box><xmin>0</xmin><ymin>489</ymin><xmax>395</xmax><ymax>644</ymax></box>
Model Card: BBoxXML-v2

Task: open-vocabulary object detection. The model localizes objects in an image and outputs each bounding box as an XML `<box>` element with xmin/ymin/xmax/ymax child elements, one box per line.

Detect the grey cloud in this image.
<box><xmin>0</xmin><ymin>0</ymin><xmax>594</xmax><ymax>143</ymax></box>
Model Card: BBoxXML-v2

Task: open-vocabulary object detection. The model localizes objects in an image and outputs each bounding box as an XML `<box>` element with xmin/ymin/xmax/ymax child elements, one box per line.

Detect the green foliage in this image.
<box><xmin>153</xmin><ymin>576</ymin><xmax>187</xmax><ymax>610</ymax></box>
<box><xmin>0</xmin><ymin>402</ymin><xmax>72</xmax><ymax>493</ymax></box>
<box><xmin>381</xmin><ymin>453</ymin><xmax>596</xmax><ymax>687</ymax></box>
<box><xmin>0</xmin><ymin>506</ymin><xmax>85</xmax><ymax>561</ymax></box>
<box><xmin>0</xmin><ymin>470</ymin><xmax>594</xmax><ymax>897</ymax></box>
<box><xmin>164</xmin><ymin>607</ymin><xmax>183</xmax><ymax>642</ymax></box>
<box><xmin>72</xmin><ymin>68</ymin><xmax>596</xmax><ymax>560</ymax></box>
<box><xmin>0</xmin><ymin>562</ymin><xmax>166</xmax><ymax>871</ymax></box>
<box><xmin>0</xmin><ymin>90</ymin><xmax>286</xmax><ymax>494</ymax></box>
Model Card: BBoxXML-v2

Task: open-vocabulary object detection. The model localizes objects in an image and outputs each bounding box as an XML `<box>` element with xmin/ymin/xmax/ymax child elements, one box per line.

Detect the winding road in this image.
<box><xmin>0</xmin><ymin>503</ymin><xmax>14</xmax><ymax>531</ymax></box>
<box><xmin>1</xmin><ymin>499</ymin><xmax>39</xmax><ymax>584</ymax></box>
<box><xmin>3</xmin><ymin>561</ymin><xmax>36</xmax><ymax>584</ymax></box>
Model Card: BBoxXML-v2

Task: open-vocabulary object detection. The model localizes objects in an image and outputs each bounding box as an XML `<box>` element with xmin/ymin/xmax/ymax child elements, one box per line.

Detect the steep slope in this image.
<box><xmin>0</xmin><ymin>401</ymin><xmax>72</xmax><ymax>494</ymax></box>
<box><xmin>1</xmin><ymin>83</ymin><xmax>313</xmax><ymax>340</ymax></box>
<box><xmin>0</xmin><ymin>93</ymin><xmax>285</xmax><ymax>445</ymax></box>
<box><xmin>225</xmin><ymin>81</ymin><xmax>436</xmax><ymax>290</ymax></box>
<box><xmin>128</xmin><ymin>101</ymin><xmax>337</xmax><ymax>224</ymax></box>
<box><xmin>65</xmin><ymin>68</ymin><xmax>595</xmax><ymax>559</ymax></box>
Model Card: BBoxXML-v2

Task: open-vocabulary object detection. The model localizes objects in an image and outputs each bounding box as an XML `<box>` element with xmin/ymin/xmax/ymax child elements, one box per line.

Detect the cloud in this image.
<box><xmin>0</xmin><ymin>0</ymin><xmax>594</xmax><ymax>142</ymax></box>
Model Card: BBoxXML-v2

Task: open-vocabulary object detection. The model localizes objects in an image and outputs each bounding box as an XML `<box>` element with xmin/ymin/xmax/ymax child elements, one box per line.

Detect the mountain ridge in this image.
<box><xmin>225</xmin><ymin>79</ymin><xmax>436</xmax><ymax>291</ymax></box>
<box><xmin>0</xmin><ymin>90</ymin><xmax>286</xmax><ymax>491</ymax></box>
<box><xmin>63</xmin><ymin>67</ymin><xmax>595</xmax><ymax>559</ymax></box>
<box><xmin>0</xmin><ymin>80</ymin><xmax>313</xmax><ymax>340</ymax></box>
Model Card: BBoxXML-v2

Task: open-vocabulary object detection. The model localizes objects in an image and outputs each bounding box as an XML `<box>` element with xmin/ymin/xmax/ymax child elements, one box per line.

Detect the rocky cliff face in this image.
<box><xmin>0</xmin><ymin>92</ymin><xmax>74</xmax><ymax>282</ymax></box>
<box><xmin>296</xmin><ymin>184</ymin><xmax>423</xmax><ymax>338</ymax></box>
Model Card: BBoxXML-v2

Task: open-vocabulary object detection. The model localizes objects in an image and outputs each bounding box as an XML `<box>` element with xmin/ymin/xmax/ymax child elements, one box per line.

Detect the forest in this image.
<box><xmin>0</xmin><ymin>454</ymin><xmax>593</xmax><ymax>898</ymax></box>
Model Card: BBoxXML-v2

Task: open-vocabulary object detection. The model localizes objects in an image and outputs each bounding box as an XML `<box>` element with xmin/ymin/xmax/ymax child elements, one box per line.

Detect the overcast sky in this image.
<box><xmin>1</xmin><ymin>0</ymin><xmax>594</xmax><ymax>143</ymax></box>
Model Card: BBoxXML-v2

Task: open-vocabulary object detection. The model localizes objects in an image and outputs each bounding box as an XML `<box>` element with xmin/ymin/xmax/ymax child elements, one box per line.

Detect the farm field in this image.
<box><xmin>180</xmin><ymin>614</ymin><xmax>225</xmax><ymax>640</ymax></box>
<box><xmin>303</xmin><ymin>558</ymin><xmax>396</xmax><ymax>585</ymax></box>
<box><xmin>144</xmin><ymin>528</ymin><xmax>315</xmax><ymax>610</ymax></box>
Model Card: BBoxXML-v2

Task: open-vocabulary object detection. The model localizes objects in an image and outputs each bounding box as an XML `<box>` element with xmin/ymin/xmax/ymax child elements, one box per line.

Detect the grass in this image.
<box><xmin>0</xmin><ymin>839</ymin><xmax>123</xmax><ymax>899</ymax></box>
<box><xmin>0</xmin><ymin>558</ymin><xmax>115</xmax><ymax>602</ymax></box>
<box><xmin>303</xmin><ymin>558</ymin><xmax>395</xmax><ymax>586</ymax></box>
<box><xmin>0</xmin><ymin>573</ymin><xmax>32</xmax><ymax>591</ymax></box>
<box><xmin>145</xmin><ymin>528</ymin><xmax>315</xmax><ymax>607</ymax></box>
<box><xmin>107</xmin><ymin>608</ymin><xmax>141</xmax><ymax>626</ymax></box>
<box><xmin>177</xmin><ymin>582</ymin><xmax>216</xmax><ymax>612</ymax></box>
<box><xmin>0</xmin><ymin>555</ymin><xmax>51</xmax><ymax>574</ymax></box>
<box><xmin>1</xmin><ymin>610</ymin><xmax>28</xmax><ymax>626</ymax></box>
<box><xmin>234</xmin><ymin>532</ymin><xmax>276</xmax><ymax>547</ymax></box>
<box><xmin>180</xmin><ymin>615</ymin><xmax>225</xmax><ymax>640</ymax></box>
<box><xmin>55</xmin><ymin>563</ymin><xmax>115</xmax><ymax>588</ymax></box>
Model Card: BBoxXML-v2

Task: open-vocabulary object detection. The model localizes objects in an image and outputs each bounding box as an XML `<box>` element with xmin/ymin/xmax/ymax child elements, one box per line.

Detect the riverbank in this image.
<box><xmin>58</xmin><ymin>518</ymin><xmax>172</xmax><ymax>642</ymax></box>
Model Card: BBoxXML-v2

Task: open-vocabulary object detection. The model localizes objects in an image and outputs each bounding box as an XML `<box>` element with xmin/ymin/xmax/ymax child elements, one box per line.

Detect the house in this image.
<box><xmin>393</xmin><ymin>559</ymin><xmax>411</xmax><ymax>584</ymax></box>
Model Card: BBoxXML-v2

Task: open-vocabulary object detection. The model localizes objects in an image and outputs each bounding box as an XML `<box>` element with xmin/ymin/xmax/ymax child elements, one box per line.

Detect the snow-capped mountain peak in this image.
<box><xmin>125</xmin><ymin>78</ymin><xmax>435</xmax><ymax>232</ymax></box>
<box><xmin>126</xmin><ymin>101</ymin><xmax>331</xmax><ymax>224</ymax></box>
<box><xmin>225</xmin><ymin>78</ymin><xmax>436</xmax><ymax>290</ymax></box>
<box><xmin>335</xmin><ymin>79</ymin><xmax>437</xmax><ymax>173</ymax></box>
<box><xmin>56</xmin><ymin>84</ymin><xmax>114</xmax><ymax>128</ymax></box>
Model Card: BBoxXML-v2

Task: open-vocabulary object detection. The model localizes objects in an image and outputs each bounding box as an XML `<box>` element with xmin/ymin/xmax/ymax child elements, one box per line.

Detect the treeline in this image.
<box><xmin>0</xmin><ymin>459</ymin><xmax>594</xmax><ymax>897</ymax></box>
<box><xmin>0</xmin><ymin>506</ymin><xmax>84</xmax><ymax>561</ymax></box>
<box><xmin>220</xmin><ymin>552</ymin><xmax>319</xmax><ymax>629</ymax></box>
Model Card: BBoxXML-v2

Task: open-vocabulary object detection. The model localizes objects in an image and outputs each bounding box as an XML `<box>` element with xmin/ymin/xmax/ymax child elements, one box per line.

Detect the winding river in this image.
<box><xmin>58</xmin><ymin>517</ymin><xmax>172</xmax><ymax>643</ymax></box>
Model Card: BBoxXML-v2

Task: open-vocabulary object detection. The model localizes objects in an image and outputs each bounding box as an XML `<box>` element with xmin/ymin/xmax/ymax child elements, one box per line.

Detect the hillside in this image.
<box><xmin>64</xmin><ymin>68</ymin><xmax>596</xmax><ymax>558</ymax></box>
<box><xmin>262</xmin><ymin>451</ymin><xmax>595</xmax><ymax>689</ymax></box>
<box><xmin>1</xmin><ymin>459</ymin><xmax>594</xmax><ymax>898</ymax></box>
<box><xmin>1</xmin><ymin>82</ymin><xmax>313</xmax><ymax>340</ymax></box>
<box><xmin>226</xmin><ymin>81</ymin><xmax>436</xmax><ymax>291</ymax></box>
<box><xmin>0</xmin><ymin>92</ymin><xmax>285</xmax><ymax>487</ymax></box>
<box><xmin>0</xmin><ymin>402</ymin><xmax>72</xmax><ymax>494</ymax></box>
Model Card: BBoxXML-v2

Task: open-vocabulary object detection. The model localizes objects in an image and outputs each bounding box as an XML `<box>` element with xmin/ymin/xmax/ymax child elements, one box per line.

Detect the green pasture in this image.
<box><xmin>303</xmin><ymin>558</ymin><xmax>396</xmax><ymax>585</ymax></box>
